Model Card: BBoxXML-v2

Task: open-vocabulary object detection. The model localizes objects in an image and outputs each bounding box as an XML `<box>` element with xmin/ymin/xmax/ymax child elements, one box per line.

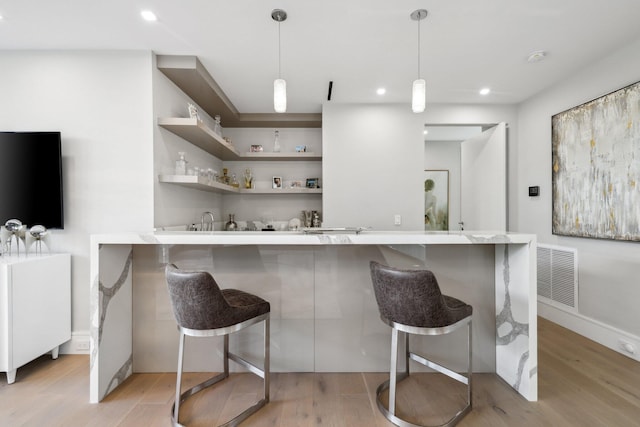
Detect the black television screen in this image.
<box><xmin>0</xmin><ymin>132</ymin><xmax>64</xmax><ymax>229</ymax></box>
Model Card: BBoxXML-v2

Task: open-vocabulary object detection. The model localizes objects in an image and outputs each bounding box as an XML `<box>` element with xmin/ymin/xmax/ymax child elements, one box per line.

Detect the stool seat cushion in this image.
<box><xmin>370</xmin><ymin>261</ymin><xmax>472</xmax><ymax>328</ymax></box>
<box><xmin>166</xmin><ymin>264</ymin><xmax>270</xmax><ymax>330</ymax></box>
<box><xmin>221</xmin><ymin>288</ymin><xmax>271</xmax><ymax>324</ymax></box>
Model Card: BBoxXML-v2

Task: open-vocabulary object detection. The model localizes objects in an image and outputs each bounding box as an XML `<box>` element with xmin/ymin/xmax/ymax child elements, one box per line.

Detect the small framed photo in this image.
<box><xmin>250</xmin><ymin>144</ymin><xmax>263</xmax><ymax>152</ymax></box>
<box><xmin>272</xmin><ymin>176</ymin><xmax>282</xmax><ymax>189</ymax></box>
<box><xmin>187</xmin><ymin>103</ymin><xmax>200</xmax><ymax>120</ymax></box>
<box><xmin>306</xmin><ymin>178</ymin><xmax>319</xmax><ymax>189</ymax></box>
<box><xmin>295</xmin><ymin>145</ymin><xmax>307</xmax><ymax>153</ymax></box>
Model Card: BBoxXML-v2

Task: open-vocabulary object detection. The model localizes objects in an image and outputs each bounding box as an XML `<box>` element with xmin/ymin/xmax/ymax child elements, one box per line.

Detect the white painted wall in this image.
<box><xmin>322</xmin><ymin>103</ymin><xmax>426</xmax><ymax>230</ymax></box>
<box><xmin>516</xmin><ymin>37</ymin><xmax>640</xmax><ymax>350</ymax></box>
<box><xmin>323</xmin><ymin>103</ymin><xmax>518</xmax><ymax>231</ymax></box>
<box><xmin>0</xmin><ymin>51</ymin><xmax>155</xmax><ymax>341</ymax></box>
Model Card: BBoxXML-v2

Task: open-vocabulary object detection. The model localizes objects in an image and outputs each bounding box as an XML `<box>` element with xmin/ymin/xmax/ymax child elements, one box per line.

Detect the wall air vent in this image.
<box><xmin>537</xmin><ymin>244</ymin><xmax>578</xmax><ymax>311</ymax></box>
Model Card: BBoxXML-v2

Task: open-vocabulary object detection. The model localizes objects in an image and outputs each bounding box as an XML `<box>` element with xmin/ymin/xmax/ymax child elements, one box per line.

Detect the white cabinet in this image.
<box><xmin>0</xmin><ymin>254</ymin><xmax>71</xmax><ymax>384</ymax></box>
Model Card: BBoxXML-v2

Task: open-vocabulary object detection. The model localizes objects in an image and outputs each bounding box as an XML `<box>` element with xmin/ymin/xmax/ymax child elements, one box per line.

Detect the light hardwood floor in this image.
<box><xmin>1</xmin><ymin>317</ymin><xmax>640</xmax><ymax>426</ymax></box>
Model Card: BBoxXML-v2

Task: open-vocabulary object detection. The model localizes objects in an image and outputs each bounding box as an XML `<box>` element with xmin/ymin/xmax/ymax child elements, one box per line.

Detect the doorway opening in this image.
<box><xmin>424</xmin><ymin>124</ymin><xmax>507</xmax><ymax>231</ymax></box>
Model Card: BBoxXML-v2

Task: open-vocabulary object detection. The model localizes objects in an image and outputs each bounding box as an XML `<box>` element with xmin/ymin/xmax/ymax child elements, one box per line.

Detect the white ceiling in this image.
<box><xmin>2</xmin><ymin>0</ymin><xmax>640</xmax><ymax>114</ymax></box>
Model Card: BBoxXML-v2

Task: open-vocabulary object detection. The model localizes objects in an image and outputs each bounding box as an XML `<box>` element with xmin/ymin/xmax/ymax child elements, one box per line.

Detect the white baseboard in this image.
<box><xmin>538</xmin><ymin>300</ymin><xmax>640</xmax><ymax>362</ymax></box>
<box><xmin>59</xmin><ymin>330</ymin><xmax>90</xmax><ymax>355</ymax></box>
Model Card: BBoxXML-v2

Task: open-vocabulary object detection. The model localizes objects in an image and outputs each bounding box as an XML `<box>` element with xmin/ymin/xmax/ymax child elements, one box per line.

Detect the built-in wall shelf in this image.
<box><xmin>159</xmin><ymin>117</ymin><xmax>322</xmax><ymax>162</ymax></box>
<box><xmin>158</xmin><ymin>175</ymin><xmax>322</xmax><ymax>195</ymax></box>
<box><xmin>238</xmin><ymin>152</ymin><xmax>322</xmax><ymax>162</ymax></box>
<box><xmin>158</xmin><ymin>117</ymin><xmax>240</xmax><ymax>161</ymax></box>
<box><xmin>158</xmin><ymin>175</ymin><xmax>240</xmax><ymax>194</ymax></box>
<box><xmin>239</xmin><ymin>188</ymin><xmax>322</xmax><ymax>194</ymax></box>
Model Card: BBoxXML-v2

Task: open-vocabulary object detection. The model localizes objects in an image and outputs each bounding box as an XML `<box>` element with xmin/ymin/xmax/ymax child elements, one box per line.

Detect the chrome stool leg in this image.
<box><xmin>375</xmin><ymin>319</ymin><xmax>473</xmax><ymax>427</ymax></box>
<box><xmin>170</xmin><ymin>315</ymin><xmax>270</xmax><ymax>427</ymax></box>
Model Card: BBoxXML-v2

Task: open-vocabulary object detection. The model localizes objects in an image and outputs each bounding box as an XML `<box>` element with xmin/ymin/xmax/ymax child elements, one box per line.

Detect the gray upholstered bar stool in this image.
<box><xmin>369</xmin><ymin>261</ymin><xmax>473</xmax><ymax>427</ymax></box>
<box><xmin>165</xmin><ymin>264</ymin><xmax>270</xmax><ymax>427</ymax></box>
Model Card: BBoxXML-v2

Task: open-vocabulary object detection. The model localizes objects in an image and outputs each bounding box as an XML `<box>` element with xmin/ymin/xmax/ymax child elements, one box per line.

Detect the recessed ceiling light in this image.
<box><xmin>376</xmin><ymin>88</ymin><xmax>386</xmax><ymax>95</ymax></box>
<box><xmin>141</xmin><ymin>10</ymin><xmax>157</xmax><ymax>22</ymax></box>
<box><xmin>527</xmin><ymin>50</ymin><xmax>546</xmax><ymax>63</ymax></box>
<box><xmin>479</xmin><ymin>87</ymin><xmax>491</xmax><ymax>96</ymax></box>
<box><xmin>423</xmin><ymin>129</ymin><xmax>429</xmax><ymax>135</ymax></box>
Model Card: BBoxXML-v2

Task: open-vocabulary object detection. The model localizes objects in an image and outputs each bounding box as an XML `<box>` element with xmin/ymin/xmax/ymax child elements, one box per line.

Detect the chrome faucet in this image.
<box><xmin>200</xmin><ymin>211</ymin><xmax>215</xmax><ymax>231</ymax></box>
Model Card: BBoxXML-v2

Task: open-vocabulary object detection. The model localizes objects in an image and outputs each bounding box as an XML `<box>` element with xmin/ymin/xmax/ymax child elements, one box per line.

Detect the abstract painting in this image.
<box><xmin>552</xmin><ymin>81</ymin><xmax>640</xmax><ymax>241</ymax></box>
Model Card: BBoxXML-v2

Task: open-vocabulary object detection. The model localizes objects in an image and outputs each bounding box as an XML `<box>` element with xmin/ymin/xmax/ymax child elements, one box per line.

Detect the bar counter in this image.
<box><xmin>89</xmin><ymin>230</ymin><xmax>537</xmax><ymax>403</ymax></box>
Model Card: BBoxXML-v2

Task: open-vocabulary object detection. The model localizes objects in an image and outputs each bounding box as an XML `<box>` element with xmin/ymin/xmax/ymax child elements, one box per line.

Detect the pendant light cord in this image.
<box><xmin>278</xmin><ymin>20</ymin><xmax>282</xmax><ymax>79</ymax></box>
<box><xmin>417</xmin><ymin>16</ymin><xmax>421</xmax><ymax>79</ymax></box>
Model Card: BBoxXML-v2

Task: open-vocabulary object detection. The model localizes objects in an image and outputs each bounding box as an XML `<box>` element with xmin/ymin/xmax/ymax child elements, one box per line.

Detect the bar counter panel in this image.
<box><xmin>89</xmin><ymin>231</ymin><xmax>537</xmax><ymax>403</ymax></box>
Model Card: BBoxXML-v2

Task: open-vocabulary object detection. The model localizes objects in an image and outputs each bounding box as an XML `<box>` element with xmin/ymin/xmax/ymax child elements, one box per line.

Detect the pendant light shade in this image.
<box><xmin>410</xmin><ymin>9</ymin><xmax>428</xmax><ymax>113</ymax></box>
<box><xmin>274</xmin><ymin>78</ymin><xmax>287</xmax><ymax>113</ymax></box>
<box><xmin>272</xmin><ymin>9</ymin><xmax>287</xmax><ymax>113</ymax></box>
<box><xmin>412</xmin><ymin>78</ymin><xmax>426</xmax><ymax>113</ymax></box>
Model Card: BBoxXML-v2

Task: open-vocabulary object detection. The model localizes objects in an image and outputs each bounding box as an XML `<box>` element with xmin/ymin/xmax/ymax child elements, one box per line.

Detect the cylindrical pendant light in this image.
<box><xmin>274</xmin><ymin>79</ymin><xmax>287</xmax><ymax>113</ymax></box>
<box><xmin>272</xmin><ymin>9</ymin><xmax>287</xmax><ymax>113</ymax></box>
<box><xmin>412</xmin><ymin>79</ymin><xmax>426</xmax><ymax>113</ymax></box>
<box><xmin>410</xmin><ymin>9</ymin><xmax>428</xmax><ymax>113</ymax></box>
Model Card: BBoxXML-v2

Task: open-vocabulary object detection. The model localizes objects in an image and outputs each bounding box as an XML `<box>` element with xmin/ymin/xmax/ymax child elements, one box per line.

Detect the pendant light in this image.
<box><xmin>272</xmin><ymin>9</ymin><xmax>287</xmax><ymax>113</ymax></box>
<box><xmin>410</xmin><ymin>9</ymin><xmax>428</xmax><ymax>113</ymax></box>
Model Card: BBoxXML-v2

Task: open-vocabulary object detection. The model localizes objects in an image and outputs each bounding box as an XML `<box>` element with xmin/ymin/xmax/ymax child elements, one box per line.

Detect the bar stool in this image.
<box><xmin>369</xmin><ymin>261</ymin><xmax>473</xmax><ymax>427</ymax></box>
<box><xmin>165</xmin><ymin>264</ymin><xmax>270</xmax><ymax>427</ymax></box>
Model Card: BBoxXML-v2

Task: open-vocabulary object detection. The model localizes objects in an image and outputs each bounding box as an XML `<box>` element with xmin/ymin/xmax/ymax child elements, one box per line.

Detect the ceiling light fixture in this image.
<box><xmin>479</xmin><ymin>87</ymin><xmax>491</xmax><ymax>96</ymax></box>
<box><xmin>140</xmin><ymin>10</ymin><xmax>157</xmax><ymax>22</ymax></box>
<box><xmin>377</xmin><ymin>88</ymin><xmax>386</xmax><ymax>95</ymax></box>
<box><xmin>410</xmin><ymin>9</ymin><xmax>428</xmax><ymax>113</ymax></box>
<box><xmin>272</xmin><ymin>9</ymin><xmax>287</xmax><ymax>113</ymax></box>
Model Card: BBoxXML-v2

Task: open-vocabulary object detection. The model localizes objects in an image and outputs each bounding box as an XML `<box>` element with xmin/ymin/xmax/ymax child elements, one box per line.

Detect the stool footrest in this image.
<box><xmin>408</xmin><ymin>352</ymin><xmax>469</xmax><ymax>385</ymax></box>
<box><xmin>171</xmin><ymin>371</ymin><xmax>268</xmax><ymax>427</ymax></box>
<box><xmin>228</xmin><ymin>351</ymin><xmax>266</xmax><ymax>379</ymax></box>
<box><xmin>376</xmin><ymin>375</ymin><xmax>471</xmax><ymax>427</ymax></box>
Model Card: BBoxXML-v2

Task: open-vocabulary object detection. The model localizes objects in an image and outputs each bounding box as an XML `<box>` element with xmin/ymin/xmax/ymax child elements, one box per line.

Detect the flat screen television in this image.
<box><xmin>0</xmin><ymin>131</ymin><xmax>64</xmax><ymax>229</ymax></box>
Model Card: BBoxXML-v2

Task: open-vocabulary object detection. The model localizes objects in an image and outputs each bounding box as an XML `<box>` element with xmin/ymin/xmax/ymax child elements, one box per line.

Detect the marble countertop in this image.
<box><xmin>91</xmin><ymin>230</ymin><xmax>536</xmax><ymax>246</ymax></box>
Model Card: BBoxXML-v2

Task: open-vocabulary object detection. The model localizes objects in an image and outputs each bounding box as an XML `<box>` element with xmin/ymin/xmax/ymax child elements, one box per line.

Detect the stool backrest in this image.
<box><xmin>370</xmin><ymin>261</ymin><xmax>452</xmax><ymax>328</ymax></box>
<box><xmin>165</xmin><ymin>264</ymin><xmax>232</xmax><ymax>330</ymax></box>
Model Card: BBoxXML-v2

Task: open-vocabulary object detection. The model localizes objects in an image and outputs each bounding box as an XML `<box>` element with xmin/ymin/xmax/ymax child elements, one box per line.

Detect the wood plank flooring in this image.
<box><xmin>1</xmin><ymin>317</ymin><xmax>640</xmax><ymax>426</ymax></box>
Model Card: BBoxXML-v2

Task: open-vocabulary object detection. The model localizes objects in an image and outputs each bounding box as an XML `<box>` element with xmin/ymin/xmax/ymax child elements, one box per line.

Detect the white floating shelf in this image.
<box><xmin>239</xmin><ymin>152</ymin><xmax>322</xmax><ymax>161</ymax></box>
<box><xmin>158</xmin><ymin>117</ymin><xmax>241</xmax><ymax>160</ymax></box>
<box><xmin>158</xmin><ymin>175</ymin><xmax>240</xmax><ymax>194</ymax></box>
<box><xmin>239</xmin><ymin>188</ymin><xmax>323</xmax><ymax>195</ymax></box>
<box><xmin>158</xmin><ymin>117</ymin><xmax>322</xmax><ymax>162</ymax></box>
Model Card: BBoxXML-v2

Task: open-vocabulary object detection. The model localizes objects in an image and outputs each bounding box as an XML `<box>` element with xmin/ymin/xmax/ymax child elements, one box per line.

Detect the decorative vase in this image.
<box><xmin>243</xmin><ymin>168</ymin><xmax>253</xmax><ymax>189</ymax></box>
<box><xmin>225</xmin><ymin>214</ymin><xmax>238</xmax><ymax>231</ymax></box>
<box><xmin>273</xmin><ymin>129</ymin><xmax>281</xmax><ymax>152</ymax></box>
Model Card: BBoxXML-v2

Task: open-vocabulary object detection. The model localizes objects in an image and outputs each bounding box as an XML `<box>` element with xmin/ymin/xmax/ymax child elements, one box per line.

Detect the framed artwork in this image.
<box><xmin>306</xmin><ymin>178</ymin><xmax>319</xmax><ymax>188</ymax></box>
<box><xmin>424</xmin><ymin>170</ymin><xmax>449</xmax><ymax>231</ymax></box>
<box><xmin>272</xmin><ymin>176</ymin><xmax>282</xmax><ymax>189</ymax></box>
<box><xmin>552</xmin><ymin>80</ymin><xmax>640</xmax><ymax>241</ymax></box>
